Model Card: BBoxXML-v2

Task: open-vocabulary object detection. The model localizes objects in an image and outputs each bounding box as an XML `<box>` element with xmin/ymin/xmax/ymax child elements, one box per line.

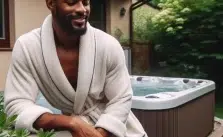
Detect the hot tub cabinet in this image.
<box><xmin>131</xmin><ymin>76</ymin><xmax>215</xmax><ymax>137</ymax></box>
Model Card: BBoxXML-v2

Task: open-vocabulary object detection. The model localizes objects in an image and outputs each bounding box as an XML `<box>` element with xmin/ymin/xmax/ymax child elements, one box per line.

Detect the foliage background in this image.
<box><xmin>133</xmin><ymin>0</ymin><xmax>223</xmax><ymax>102</ymax></box>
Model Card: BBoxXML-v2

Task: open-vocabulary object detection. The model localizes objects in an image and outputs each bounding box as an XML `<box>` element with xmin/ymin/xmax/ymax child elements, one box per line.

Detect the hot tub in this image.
<box><xmin>131</xmin><ymin>75</ymin><xmax>215</xmax><ymax>137</ymax></box>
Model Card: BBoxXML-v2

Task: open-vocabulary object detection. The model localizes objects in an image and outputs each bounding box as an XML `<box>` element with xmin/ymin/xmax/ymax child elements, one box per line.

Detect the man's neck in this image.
<box><xmin>52</xmin><ymin>21</ymin><xmax>80</xmax><ymax>49</ymax></box>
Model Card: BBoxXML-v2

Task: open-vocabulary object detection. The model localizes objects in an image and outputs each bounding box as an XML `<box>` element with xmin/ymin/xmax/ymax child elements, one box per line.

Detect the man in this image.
<box><xmin>4</xmin><ymin>0</ymin><xmax>147</xmax><ymax>137</ymax></box>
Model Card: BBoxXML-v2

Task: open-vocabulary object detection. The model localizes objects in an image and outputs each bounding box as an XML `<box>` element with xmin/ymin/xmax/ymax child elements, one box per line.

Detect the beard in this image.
<box><xmin>55</xmin><ymin>8</ymin><xmax>88</xmax><ymax>36</ymax></box>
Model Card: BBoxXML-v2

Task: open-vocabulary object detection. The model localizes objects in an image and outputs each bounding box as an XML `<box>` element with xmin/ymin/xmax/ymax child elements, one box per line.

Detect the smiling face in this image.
<box><xmin>47</xmin><ymin>0</ymin><xmax>91</xmax><ymax>36</ymax></box>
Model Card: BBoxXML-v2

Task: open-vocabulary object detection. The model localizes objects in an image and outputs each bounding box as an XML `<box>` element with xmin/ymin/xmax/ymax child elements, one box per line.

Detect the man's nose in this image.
<box><xmin>74</xmin><ymin>1</ymin><xmax>87</xmax><ymax>14</ymax></box>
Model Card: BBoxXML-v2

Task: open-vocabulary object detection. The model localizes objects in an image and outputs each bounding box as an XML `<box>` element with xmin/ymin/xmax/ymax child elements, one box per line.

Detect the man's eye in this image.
<box><xmin>66</xmin><ymin>0</ymin><xmax>78</xmax><ymax>5</ymax></box>
<box><xmin>66</xmin><ymin>0</ymin><xmax>89</xmax><ymax>6</ymax></box>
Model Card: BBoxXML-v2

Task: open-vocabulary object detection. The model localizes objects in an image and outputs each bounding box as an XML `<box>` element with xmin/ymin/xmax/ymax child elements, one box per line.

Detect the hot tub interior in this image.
<box><xmin>131</xmin><ymin>76</ymin><xmax>207</xmax><ymax>96</ymax></box>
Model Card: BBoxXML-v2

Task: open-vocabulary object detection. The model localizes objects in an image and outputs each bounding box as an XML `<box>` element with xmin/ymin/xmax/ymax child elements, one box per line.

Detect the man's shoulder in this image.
<box><xmin>16</xmin><ymin>28</ymin><xmax>41</xmax><ymax>48</ymax></box>
<box><xmin>93</xmin><ymin>27</ymin><xmax>124</xmax><ymax>59</ymax></box>
<box><xmin>93</xmin><ymin>27</ymin><xmax>123</xmax><ymax>54</ymax></box>
<box><xmin>93</xmin><ymin>27</ymin><xmax>120</xmax><ymax>45</ymax></box>
<box><xmin>11</xmin><ymin>28</ymin><xmax>42</xmax><ymax>62</ymax></box>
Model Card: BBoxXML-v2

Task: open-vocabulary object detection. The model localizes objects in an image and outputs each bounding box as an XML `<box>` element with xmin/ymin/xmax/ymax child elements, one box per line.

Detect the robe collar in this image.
<box><xmin>40</xmin><ymin>14</ymin><xmax>96</xmax><ymax>114</ymax></box>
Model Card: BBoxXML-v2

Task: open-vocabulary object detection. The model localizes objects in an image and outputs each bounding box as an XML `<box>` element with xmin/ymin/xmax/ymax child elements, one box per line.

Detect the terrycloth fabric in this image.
<box><xmin>4</xmin><ymin>14</ymin><xmax>147</xmax><ymax>137</ymax></box>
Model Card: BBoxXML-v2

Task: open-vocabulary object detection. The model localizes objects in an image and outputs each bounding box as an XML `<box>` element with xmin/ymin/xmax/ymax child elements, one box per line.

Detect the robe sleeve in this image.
<box><xmin>95</xmin><ymin>39</ymin><xmax>133</xmax><ymax>137</ymax></box>
<box><xmin>4</xmin><ymin>39</ymin><xmax>53</xmax><ymax>132</ymax></box>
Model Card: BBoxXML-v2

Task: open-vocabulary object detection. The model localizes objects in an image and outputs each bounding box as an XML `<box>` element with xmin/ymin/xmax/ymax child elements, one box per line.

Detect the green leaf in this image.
<box><xmin>8</xmin><ymin>130</ymin><xmax>16</xmax><ymax>137</ymax></box>
<box><xmin>200</xmin><ymin>40</ymin><xmax>218</xmax><ymax>44</ymax></box>
<box><xmin>0</xmin><ymin>112</ymin><xmax>7</xmax><ymax>128</ymax></box>
<box><xmin>214</xmin><ymin>11</ymin><xmax>223</xmax><ymax>16</ymax></box>
<box><xmin>0</xmin><ymin>130</ymin><xmax>10</xmax><ymax>137</ymax></box>
<box><xmin>207</xmin><ymin>25</ymin><xmax>216</xmax><ymax>29</ymax></box>
<box><xmin>5</xmin><ymin>115</ymin><xmax>17</xmax><ymax>129</ymax></box>
<box><xmin>15</xmin><ymin>129</ymin><xmax>30</xmax><ymax>137</ymax></box>
<box><xmin>37</xmin><ymin>129</ymin><xmax>56</xmax><ymax>137</ymax></box>
<box><xmin>198</xmin><ymin>55</ymin><xmax>205</xmax><ymax>59</ymax></box>
<box><xmin>180</xmin><ymin>43</ymin><xmax>191</xmax><ymax>47</ymax></box>
<box><xmin>0</xmin><ymin>93</ymin><xmax>3</xmax><ymax>112</ymax></box>
<box><xmin>190</xmin><ymin>52</ymin><xmax>199</xmax><ymax>56</ymax></box>
<box><xmin>210</xmin><ymin>54</ymin><xmax>223</xmax><ymax>60</ymax></box>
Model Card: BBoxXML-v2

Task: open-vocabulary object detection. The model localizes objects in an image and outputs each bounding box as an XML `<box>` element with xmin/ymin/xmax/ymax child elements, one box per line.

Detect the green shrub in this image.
<box><xmin>142</xmin><ymin>0</ymin><xmax>222</xmax><ymax>78</ymax></box>
<box><xmin>133</xmin><ymin>5</ymin><xmax>159</xmax><ymax>42</ymax></box>
<box><xmin>0</xmin><ymin>93</ymin><xmax>56</xmax><ymax>137</ymax></box>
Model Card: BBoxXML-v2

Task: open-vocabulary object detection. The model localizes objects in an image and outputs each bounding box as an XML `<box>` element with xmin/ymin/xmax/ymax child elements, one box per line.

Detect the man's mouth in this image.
<box><xmin>71</xmin><ymin>16</ymin><xmax>87</xmax><ymax>27</ymax></box>
<box><xmin>72</xmin><ymin>18</ymin><xmax>86</xmax><ymax>24</ymax></box>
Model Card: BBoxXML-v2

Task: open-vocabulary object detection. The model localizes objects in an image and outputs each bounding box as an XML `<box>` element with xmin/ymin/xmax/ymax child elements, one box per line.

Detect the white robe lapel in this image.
<box><xmin>73</xmin><ymin>23</ymin><xmax>96</xmax><ymax>115</ymax></box>
<box><xmin>41</xmin><ymin>14</ymin><xmax>96</xmax><ymax>115</ymax></box>
<box><xmin>40</xmin><ymin>15</ymin><xmax>76</xmax><ymax>102</ymax></box>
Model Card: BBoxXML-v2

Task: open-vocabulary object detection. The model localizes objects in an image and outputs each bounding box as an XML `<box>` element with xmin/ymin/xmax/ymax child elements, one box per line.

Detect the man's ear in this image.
<box><xmin>45</xmin><ymin>0</ymin><xmax>56</xmax><ymax>10</ymax></box>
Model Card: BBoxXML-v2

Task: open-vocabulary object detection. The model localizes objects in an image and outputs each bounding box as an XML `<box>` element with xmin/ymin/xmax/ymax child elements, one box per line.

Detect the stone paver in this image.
<box><xmin>208</xmin><ymin>117</ymin><xmax>223</xmax><ymax>137</ymax></box>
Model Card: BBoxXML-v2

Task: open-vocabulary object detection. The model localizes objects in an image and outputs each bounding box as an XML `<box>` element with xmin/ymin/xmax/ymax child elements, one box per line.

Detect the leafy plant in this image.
<box><xmin>0</xmin><ymin>112</ymin><xmax>17</xmax><ymax>132</ymax></box>
<box><xmin>0</xmin><ymin>92</ymin><xmax>3</xmax><ymax>112</ymax></box>
<box><xmin>149</xmin><ymin>0</ymin><xmax>216</xmax><ymax>34</ymax></box>
<box><xmin>0</xmin><ymin>128</ymin><xmax>31</xmax><ymax>137</ymax></box>
<box><xmin>37</xmin><ymin>129</ymin><xmax>55</xmax><ymax>137</ymax></box>
<box><xmin>0</xmin><ymin>93</ymin><xmax>56</xmax><ymax>137</ymax></box>
<box><xmin>133</xmin><ymin>5</ymin><xmax>159</xmax><ymax>42</ymax></box>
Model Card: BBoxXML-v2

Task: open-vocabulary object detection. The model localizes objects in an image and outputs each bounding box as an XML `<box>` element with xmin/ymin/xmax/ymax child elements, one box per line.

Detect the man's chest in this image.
<box><xmin>56</xmin><ymin>48</ymin><xmax>79</xmax><ymax>90</ymax></box>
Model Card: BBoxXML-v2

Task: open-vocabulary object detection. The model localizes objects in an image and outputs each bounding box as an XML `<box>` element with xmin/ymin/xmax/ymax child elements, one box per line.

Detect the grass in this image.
<box><xmin>215</xmin><ymin>102</ymin><xmax>223</xmax><ymax>119</ymax></box>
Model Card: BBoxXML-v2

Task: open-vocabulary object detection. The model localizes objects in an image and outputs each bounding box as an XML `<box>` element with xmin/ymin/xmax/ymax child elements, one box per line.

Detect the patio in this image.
<box><xmin>209</xmin><ymin>117</ymin><xmax>223</xmax><ymax>137</ymax></box>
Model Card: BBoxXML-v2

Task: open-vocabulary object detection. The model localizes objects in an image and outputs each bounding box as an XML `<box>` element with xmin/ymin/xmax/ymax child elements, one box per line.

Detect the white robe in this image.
<box><xmin>4</xmin><ymin>14</ymin><xmax>147</xmax><ymax>137</ymax></box>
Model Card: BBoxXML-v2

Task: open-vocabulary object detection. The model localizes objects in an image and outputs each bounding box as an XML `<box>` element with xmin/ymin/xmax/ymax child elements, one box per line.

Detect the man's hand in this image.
<box><xmin>96</xmin><ymin>128</ymin><xmax>111</xmax><ymax>137</ymax></box>
<box><xmin>34</xmin><ymin>113</ymin><xmax>103</xmax><ymax>137</ymax></box>
<box><xmin>70</xmin><ymin>116</ymin><xmax>103</xmax><ymax>137</ymax></box>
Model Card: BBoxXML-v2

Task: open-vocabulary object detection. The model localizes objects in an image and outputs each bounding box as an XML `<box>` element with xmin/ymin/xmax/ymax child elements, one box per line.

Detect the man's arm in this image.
<box><xmin>34</xmin><ymin>113</ymin><xmax>104</xmax><ymax>137</ymax></box>
<box><xmin>33</xmin><ymin>113</ymin><xmax>74</xmax><ymax>131</ymax></box>
<box><xmin>96</xmin><ymin>128</ymin><xmax>111</xmax><ymax>137</ymax></box>
<box><xmin>4</xmin><ymin>40</ymin><xmax>53</xmax><ymax>132</ymax></box>
<box><xmin>94</xmin><ymin>38</ymin><xmax>133</xmax><ymax>137</ymax></box>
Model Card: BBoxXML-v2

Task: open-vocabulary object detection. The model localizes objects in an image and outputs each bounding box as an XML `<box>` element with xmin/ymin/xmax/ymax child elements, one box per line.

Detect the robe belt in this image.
<box><xmin>62</xmin><ymin>101</ymin><xmax>100</xmax><ymax>116</ymax></box>
<box><xmin>65</xmin><ymin>102</ymin><xmax>100</xmax><ymax>125</ymax></box>
<box><xmin>80</xmin><ymin>102</ymin><xmax>100</xmax><ymax>116</ymax></box>
<box><xmin>76</xmin><ymin>97</ymin><xmax>108</xmax><ymax>116</ymax></box>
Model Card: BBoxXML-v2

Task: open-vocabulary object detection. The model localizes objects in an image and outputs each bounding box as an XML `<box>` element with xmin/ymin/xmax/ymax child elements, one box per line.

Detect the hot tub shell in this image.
<box><xmin>131</xmin><ymin>76</ymin><xmax>215</xmax><ymax>137</ymax></box>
